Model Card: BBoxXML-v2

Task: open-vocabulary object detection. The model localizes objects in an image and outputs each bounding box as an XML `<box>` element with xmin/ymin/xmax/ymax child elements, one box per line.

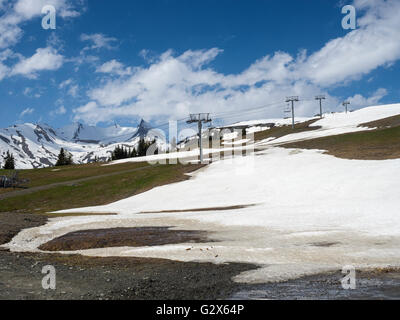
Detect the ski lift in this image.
<box><xmin>283</xmin><ymin>103</ymin><xmax>292</xmax><ymax>119</ymax></box>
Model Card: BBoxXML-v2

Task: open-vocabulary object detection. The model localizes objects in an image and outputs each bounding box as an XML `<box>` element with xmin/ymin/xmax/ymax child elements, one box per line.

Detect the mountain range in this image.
<box><xmin>0</xmin><ymin>120</ymin><xmax>157</xmax><ymax>169</ymax></box>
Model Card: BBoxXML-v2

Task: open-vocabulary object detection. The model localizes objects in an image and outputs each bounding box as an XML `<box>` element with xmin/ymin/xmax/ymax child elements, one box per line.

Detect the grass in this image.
<box><xmin>360</xmin><ymin>114</ymin><xmax>400</xmax><ymax>129</ymax></box>
<box><xmin>283</xmin><ymin>125</ymin><xmax>400</xmax><ymax>160</ymax></box>
<box><xmin>0</xmin><ymin>161</ymin><xmax>150</xmax><ymax>194</ymax></box>
<box><xmin>0</xmin><ymin>163</ymin><xmax>203</xmax><ymax>215</ymax></box>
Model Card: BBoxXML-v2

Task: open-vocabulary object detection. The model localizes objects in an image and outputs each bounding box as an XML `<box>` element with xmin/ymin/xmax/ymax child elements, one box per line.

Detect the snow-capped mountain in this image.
<box><xmin>0</xmin><ymin>120</ymin><xmax>158</xmax><ymax>169</ymax></box>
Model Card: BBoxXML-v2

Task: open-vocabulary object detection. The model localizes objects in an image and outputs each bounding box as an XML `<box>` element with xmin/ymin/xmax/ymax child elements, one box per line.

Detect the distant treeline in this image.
<box><xmin>111</xmin><ymin>138</ymin><xmax>158</xmax><ymax>161</ymax></box>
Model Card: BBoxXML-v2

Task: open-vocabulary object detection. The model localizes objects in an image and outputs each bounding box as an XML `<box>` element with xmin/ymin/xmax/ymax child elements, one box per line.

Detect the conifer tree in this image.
<box><xmin>3</xmin><ymin>151</ymin><xmax>15</xmax><ymax>170</ymax></box>
<box><xmin>55</xmin><ymin>148</ymin><xmax>73</xmax><ymax>166</ymax></box>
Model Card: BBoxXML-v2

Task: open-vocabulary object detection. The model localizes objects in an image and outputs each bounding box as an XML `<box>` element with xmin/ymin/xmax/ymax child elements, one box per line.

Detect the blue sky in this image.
<box><xmin>1</xmin><ymin>0</ymin><xmax>400</xmax><ymax>129</ymax></box>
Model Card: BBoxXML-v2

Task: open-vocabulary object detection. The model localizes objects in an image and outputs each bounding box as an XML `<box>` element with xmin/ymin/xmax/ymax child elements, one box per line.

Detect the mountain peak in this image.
<box><xmin>137</xmin><ymin>119</ymin><xmax>152</xmax><ymax>137</ymax></box>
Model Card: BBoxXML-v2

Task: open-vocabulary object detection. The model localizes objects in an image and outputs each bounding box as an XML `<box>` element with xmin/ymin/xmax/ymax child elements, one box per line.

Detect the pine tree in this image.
<box><xmin>3</xmin><ymin>151</ymin><xmax>15</xmax><ymax>170</ymax></box>
<box><xmin>55</xmin><ymin>148</ymin><xmax>73</xmax><ymax>166</ymax></box>
<box><xmin>137</xmin><ymin>138</ymin><xmax>148</xmax><ymax>157</ymax></box>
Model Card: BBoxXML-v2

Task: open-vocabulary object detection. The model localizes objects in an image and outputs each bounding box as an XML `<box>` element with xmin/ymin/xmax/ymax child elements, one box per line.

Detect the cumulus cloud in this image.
<box><xmin>73</xmin><ymin>0</ymin><xmax>399</xmax><ymax>125</ymax></box>
<box><xmin>345</xmin><ymin>88</ymin><xmax>388</xmax><ymax>110</ymax></box>
<box><xmin>298</xmin><ymin>0</ymin><xmax>400</xmax><ymax>86</ymax></box>
<box><xmin>11</xmin><ymin>47</ymin><xmax>64</xmax><ymax>77</ymax></box>
<box><xmin>96</xmin><ymin>59</ymin><xmax>132</xmax><ymax>76</ymax></box>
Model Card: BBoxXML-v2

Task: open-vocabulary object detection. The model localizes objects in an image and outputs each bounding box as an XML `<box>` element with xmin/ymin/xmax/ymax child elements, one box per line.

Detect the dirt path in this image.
<box><xmin>0</xmin><ymin>165</ymin><xmax>155</xmax><ymax>200</ymax></box>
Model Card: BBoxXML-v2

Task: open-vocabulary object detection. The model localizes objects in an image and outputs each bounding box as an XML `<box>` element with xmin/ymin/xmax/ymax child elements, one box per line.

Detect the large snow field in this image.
<box><xmin>5</xmin><ymin>146</ymin><xmax>400</xmax><ymax>283</ymax></box>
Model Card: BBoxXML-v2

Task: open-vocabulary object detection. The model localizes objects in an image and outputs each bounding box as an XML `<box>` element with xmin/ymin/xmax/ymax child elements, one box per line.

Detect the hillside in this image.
<box><xmin>282</xmin><ymin>116</ymin><xmax>400</xmax><ymax>160</ymax></box>
<box><xmin>0</xmin><ymin>120</ymin><xmax>156</xmax><ymax>169</ymax></box>
<box><xmin>4</xmin><ymin>103</ymin><xmax>400</xmax><ymax>284</ymax></box>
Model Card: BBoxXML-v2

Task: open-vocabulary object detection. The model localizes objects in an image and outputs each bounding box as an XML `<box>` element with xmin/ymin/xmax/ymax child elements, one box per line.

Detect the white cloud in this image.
<box><xmin>14</xmin><ymin>0</ymin><xmax>80</xmax><ymax>19</ymax></box>
<box><xmin>80</xmin><ymin>33</ymin><xmax>117</xmax><ymax>51</ymax></box>
<box><xmin>71</xmin><ymin>1</ymin><xmax>399</xmax><ymax>125</ymax></box>
<box><xmin>96</xmin><ymin>59</ymin><xmax>132</xmax><ymax>76</ymax></box>
<box><xmin>19</xmin><ymin>107</ymin><xmax>34</xmax><ymax>117</ymax></box>
<box><xmin>74</xmin><ymin>48</ymin><xmax>331</xmax><ymax>124</ymax></box>
<box><xmin>59</xmin><ymin>78</ymin><xmax>79</xmax><ymax>97</ymax></box>
<box><xmin>50</xmin><ymin>105</ymin><xmax>66</xmax><ymax>116</ymax></box>
<box><xmin>59</xmin><ymin>78</ymin><xmax>72</xmax><ymax>89</ymax></box>
<box><xmin>0</xmin><ymin>0</ymin><xmax>82</xmax><ymax>50</ymax></box>
<box><xmin>0</xmin><ymin>62</ymin><xmax>8</xmax><ymax>81</ymax></box>
<box><xmin>345</xmin><ymin>88</ymin><xmax>388</xmax><ymax>110</ymax></box>
<box><xmin>23</xmin><ymin>87</ymin><xmax>42</xmax><ymax>98</ymax></box>
<box><xmin>297</xmin><ymin>0</ymin><xmax>400</xmax><ymax>86</ymax></box>
<box><xmin>11</xmin><ymin>47</ymin><xmax>64</xmax><ymax>77</ymax></box>
<box><xmin>68</xmin><ymin>84</ymin><xmax>79</xmax><ymax>97</ymax></box>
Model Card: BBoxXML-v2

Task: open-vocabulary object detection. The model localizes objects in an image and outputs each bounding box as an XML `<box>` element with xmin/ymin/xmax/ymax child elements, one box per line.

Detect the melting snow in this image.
<box><xmin>4</xmin><ymin>104</ymin><xmax>400</xmax><ymax>283</ymax></box>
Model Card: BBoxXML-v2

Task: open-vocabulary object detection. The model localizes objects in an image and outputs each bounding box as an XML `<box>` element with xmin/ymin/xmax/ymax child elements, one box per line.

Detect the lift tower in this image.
<box><xmin>315</xmin><ymin>95</ymin><xmax>326</xmax><ymax>119</ymax></box>
<box><xmin>285</xmin><ymin>96</ymin><xmax>299</xmax><ymax>129</ymax></box>
<box><xmin>343</xmin><ymin>101</ymin><xmax>350</xmax><ymax>114</ymax></box>
<box><xmin>187</xmin><ymin>113</ymin><xmax>212</xmax><ymax>163</ymax></box>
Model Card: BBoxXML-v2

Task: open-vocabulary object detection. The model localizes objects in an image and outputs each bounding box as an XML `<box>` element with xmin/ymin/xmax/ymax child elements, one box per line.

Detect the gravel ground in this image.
<box><xmin>231</xmin><ymin>269</ymin><xmax>400</xmax><ymax>300</ymax></box>
<box><xmin>0</xmin><ymin>211</ymin><xmax>256</xmax><ymax>300</ymax></box>
<box><xmin>1</xmin><ymin>211</ymin><xmax>400</xmax><ymax>300</ymax></box>
<box><xmin>0</xmin><ymin>249</ymin><xmax>256</xmax><ymax>300</ymax></box>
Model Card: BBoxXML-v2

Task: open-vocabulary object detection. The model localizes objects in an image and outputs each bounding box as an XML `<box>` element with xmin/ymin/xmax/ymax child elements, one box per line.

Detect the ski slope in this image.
<box><xmin>4</xmin><ymin>103</ymin><xmax>400</xmax><ymax>283</ymax></box>
<box><xmin>260</xmin><ymin>103</ymin><xmax>400</xmax><ymax>146</ymax></box>
<box><xmin>105</xmin><ymin>103</ymin><xmax>400</xmax><ymax>166</ymax></box>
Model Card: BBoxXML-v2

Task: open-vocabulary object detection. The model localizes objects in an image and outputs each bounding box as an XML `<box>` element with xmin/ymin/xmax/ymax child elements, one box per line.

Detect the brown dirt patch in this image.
<box><xmin>310</xmin><ymin>242</ymin><xmax>340</xmax><ymax>248</ymax></box>
<box><xmin>140</xmin><ymin>204</ymin><xmax>257</xmax><ymax>214</ymax></box>
<box><xmin>39</xmin><ymin>227</ymin><xmax>213</xmax><ymax>251</ymax></box>
<box><xmin>0</xmin><ymin>212</ymin><xmax>47</xmax><ymax>246</ymax></box>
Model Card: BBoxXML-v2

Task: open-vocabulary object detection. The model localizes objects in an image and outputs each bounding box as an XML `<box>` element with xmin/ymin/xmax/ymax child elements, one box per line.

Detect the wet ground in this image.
<box><xmin>0</xmin><ymin>248</ymin><xmax>257</xmax><ymax>300</ymax></box>
<box><xmin>2</xmin><ymin>211</ymin><xmax>400</xmax><ymax>300</ymax></box>
<box><xmin>231</xmin><ymin>269</ymin><xmax>400</xmax><ymax>300</ymax></box>
<box><xmin>0</xmin><ymin>211</ymin><xmax>257</xmax><ymax>300</ymax></box>
<box><xmin>39</xmin><ymin>227</ymin><xmax>211</xmax><ymax>251</ymax></box>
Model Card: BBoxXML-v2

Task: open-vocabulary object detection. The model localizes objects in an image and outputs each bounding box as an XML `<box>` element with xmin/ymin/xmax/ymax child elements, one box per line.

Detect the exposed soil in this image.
<box><xmin>39</xmin><ymin>227</ymin><xmax>212</xmax><ymax>251</ymax></box>
<box><xmin>0</xmin><ymin>212</ymin><xmax>47</xmax><ymax>245</ymax></box>
<box><xmin>140</xmin><ymin>204</ymin><xmax>257</xmax><ymax>214</ymax></box>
